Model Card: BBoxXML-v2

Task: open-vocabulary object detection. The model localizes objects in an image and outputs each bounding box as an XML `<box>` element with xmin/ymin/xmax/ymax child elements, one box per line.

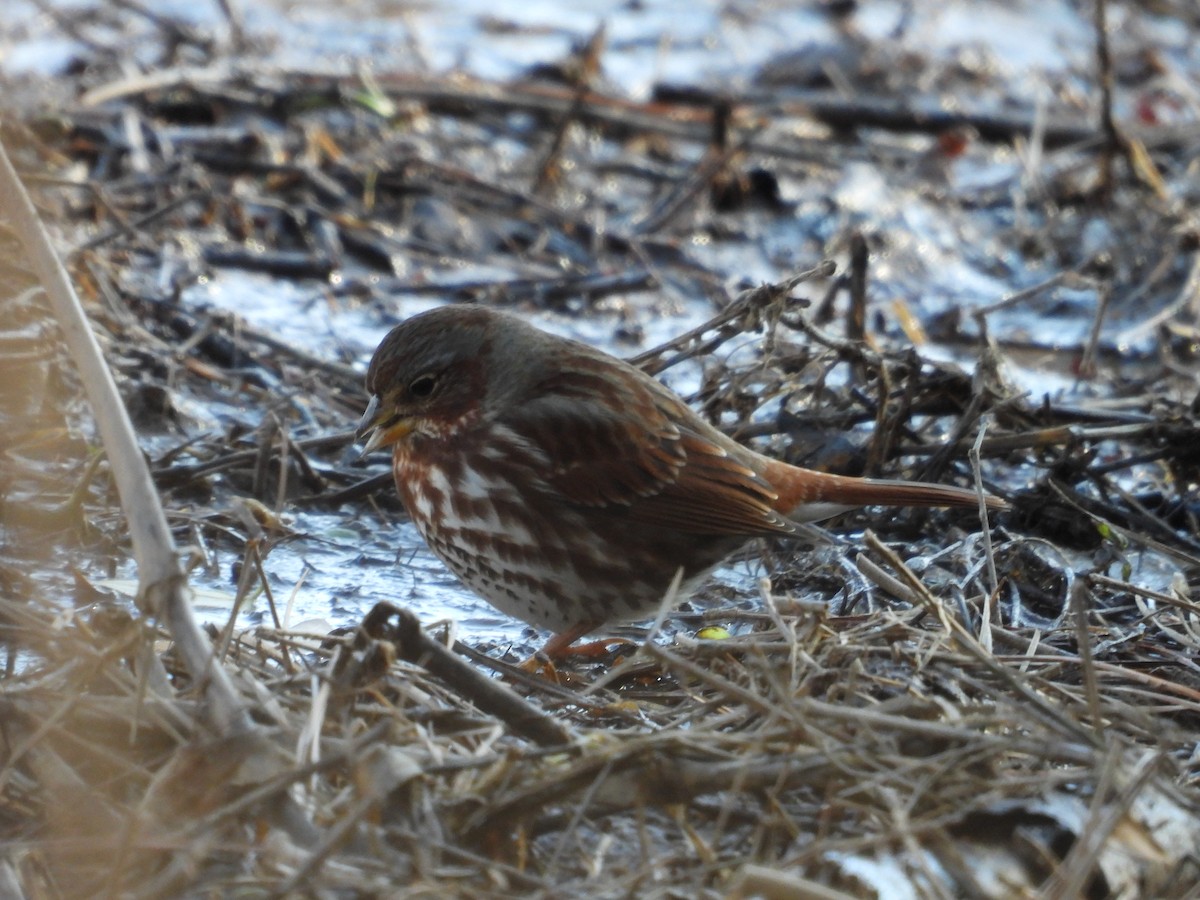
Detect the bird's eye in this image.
<box><xmin>409</xmin><ymin>373</ymin><xmax>438</xmax><ymax>398</ymax></box>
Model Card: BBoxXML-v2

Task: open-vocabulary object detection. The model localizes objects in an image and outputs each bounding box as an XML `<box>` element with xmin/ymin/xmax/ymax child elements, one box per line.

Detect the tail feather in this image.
<box><xmin>764</xmin><ymin>459</ymin><xmax>1006</xmax><ymax>524</ymax></box>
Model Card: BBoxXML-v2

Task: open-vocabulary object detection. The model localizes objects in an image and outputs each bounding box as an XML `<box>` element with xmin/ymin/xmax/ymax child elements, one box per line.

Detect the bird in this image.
<box><xmin>358</xmin><ymin>304</ymin><xmax>1004</xmax><ymax>657</ymax></box>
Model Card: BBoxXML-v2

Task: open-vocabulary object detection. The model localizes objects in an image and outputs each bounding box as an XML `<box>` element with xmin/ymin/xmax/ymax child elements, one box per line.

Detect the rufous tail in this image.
<box><xmin>763</xmin><ymin>459</ymin><xmax>1006</xmax><ymax>524</ymax></box>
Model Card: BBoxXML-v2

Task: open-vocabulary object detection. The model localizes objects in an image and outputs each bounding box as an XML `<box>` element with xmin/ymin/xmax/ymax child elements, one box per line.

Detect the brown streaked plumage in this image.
<box><xmin>359</xmin><ymin>305</ymin><xmax>1004</xmax><ymax>656</ymax></box>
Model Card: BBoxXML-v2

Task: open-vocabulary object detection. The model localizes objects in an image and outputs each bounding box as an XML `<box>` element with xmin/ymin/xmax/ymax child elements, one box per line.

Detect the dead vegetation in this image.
<box><xmin>2</xmin><ymin>1</ymin><xmax>1200</xmax><ymax>896</ymax></box>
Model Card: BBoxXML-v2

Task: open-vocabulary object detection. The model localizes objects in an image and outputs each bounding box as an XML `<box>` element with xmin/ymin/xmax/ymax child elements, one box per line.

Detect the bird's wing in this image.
<box><xmin>504</xmin><ymin>364</ymin><xmax>796</xmax><ymax>537</ymax></box>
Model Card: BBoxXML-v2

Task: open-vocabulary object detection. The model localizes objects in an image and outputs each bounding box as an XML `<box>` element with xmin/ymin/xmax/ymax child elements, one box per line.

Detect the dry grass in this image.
<box><xmin>5</xmin><ymin>558</ymin><xmax>1200</xmax><ymax>896</ymax></box>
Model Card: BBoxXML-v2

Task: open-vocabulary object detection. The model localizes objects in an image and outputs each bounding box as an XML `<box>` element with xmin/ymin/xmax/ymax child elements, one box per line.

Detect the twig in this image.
<box><xmin>532</xmin><ymin>24</ymin><xmax>606</xmax><ymax>196</ymax></box>
<box><xmin>970</xmin><ymin>418</ymin><xmax>999</xmax><ymax>600</ymax></box>
<box><xmin>629</xmin><ymin>260</ymin><xmax>836</xmax><ymax>376</ymax></box>
<box><xmin>1070</xmin><ymin>580</ymin><xmax>1104</xmax><ymax>737</ymax></box>
<box><xmin>846</xmin><ymin>231</ymin><xmax>868</xmax><ymax>344</ymax></box>
<box><xmin>1076</xmin><ymin>283</ymin><xmax>1112</xmax><ymax>379</ymax></box>
<box><xmin>356</xmin><ymin>602</ymin><xmax>575</xmax><ymax>748</ymax></box>
<box><xmin>1094</xmin><ymin>0</ymin><xmax>1121</xmax><ymax>197</ymax></box>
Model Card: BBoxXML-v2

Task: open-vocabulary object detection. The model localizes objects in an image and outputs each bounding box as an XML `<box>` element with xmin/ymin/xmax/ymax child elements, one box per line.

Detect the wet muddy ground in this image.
<box><xmin>2</xmin><ymin>0</ymin><xmax>1200</xmax><ymax>896</ymax></box>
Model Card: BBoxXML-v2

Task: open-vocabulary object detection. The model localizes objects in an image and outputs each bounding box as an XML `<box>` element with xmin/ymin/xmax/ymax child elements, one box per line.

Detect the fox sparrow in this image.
<box><xmin>359</xmin><ymin>305</ymin><xmax>1004</xmax><ymax>656</ymax></box>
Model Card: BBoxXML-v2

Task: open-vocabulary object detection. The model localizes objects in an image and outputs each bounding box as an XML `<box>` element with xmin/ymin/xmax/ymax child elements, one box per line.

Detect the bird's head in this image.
<box><xmin>357</xmin><ymin>305</ymin><xmax>544</xmax><ymax>453</ymax></box>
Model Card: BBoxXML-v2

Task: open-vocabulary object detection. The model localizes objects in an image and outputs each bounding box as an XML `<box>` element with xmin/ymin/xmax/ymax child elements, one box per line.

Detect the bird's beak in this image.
<box><xmin>356</xmin><ymin>394</ymin><xmax>413</xmax><ymax>456</ymax></box>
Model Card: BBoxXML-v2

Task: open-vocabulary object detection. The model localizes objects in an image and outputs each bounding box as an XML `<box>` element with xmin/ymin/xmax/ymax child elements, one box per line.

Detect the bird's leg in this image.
<box><xmin>540</xmin><ymin>621</ymin><xmax>602</xmax><ymax>659</ymax></box>
<box><xmin>516</xmin><ymin>621</ymin><xmax>632</xmax><ymax>677</ymax></box>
